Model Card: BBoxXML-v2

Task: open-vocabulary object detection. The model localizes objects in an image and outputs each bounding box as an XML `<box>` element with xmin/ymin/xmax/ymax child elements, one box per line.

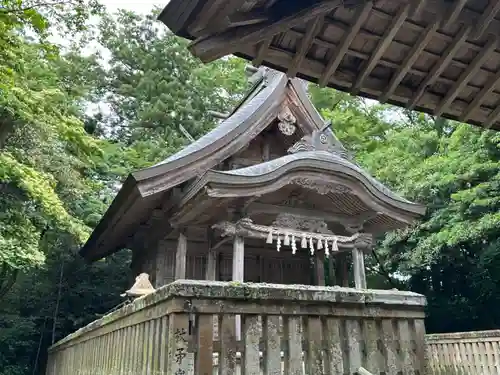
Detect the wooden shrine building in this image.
<box><xmin>159</xmin><ymin>0</ymin><xmax>500</xmax><ymax>131</ymax></box>
<box><xmin>80</xmin><ymin>67</ymin><xmax>425</xmax><ymax>289</ymax></box>
<box><xmin>47</xmin><ymin>68</ymin><xmax>429</xmax><ymax>375</ymax></box>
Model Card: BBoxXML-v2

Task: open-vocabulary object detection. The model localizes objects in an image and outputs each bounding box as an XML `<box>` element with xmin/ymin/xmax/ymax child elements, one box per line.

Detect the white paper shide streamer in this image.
<box><xmin>265</xmin><ymin>227</ymin><xmax>350</xmax><ymax>257</ymax></box>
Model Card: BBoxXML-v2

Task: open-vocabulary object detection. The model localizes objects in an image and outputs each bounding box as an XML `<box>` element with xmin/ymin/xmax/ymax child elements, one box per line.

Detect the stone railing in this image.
<box><xmin>46</xmin><ymin>280</ymin><xmax>427</xmax><ymax>375</ymax></box>
<box><xmin>427</xmin><ymin>330</ymin><xmax>500</xmax><ymax>375</ymax></box>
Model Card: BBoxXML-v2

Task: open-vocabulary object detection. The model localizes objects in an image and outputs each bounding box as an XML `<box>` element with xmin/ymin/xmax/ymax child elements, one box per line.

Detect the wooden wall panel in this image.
<box><xmin>147</xmin><ymin>239</ymin><xmax>312</xmax><ymax>287</ymax></box>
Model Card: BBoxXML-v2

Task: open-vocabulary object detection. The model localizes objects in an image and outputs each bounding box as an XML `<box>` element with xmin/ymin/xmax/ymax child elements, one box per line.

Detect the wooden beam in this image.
<box><xmin>189</xmin><ymin>0</ymin><xmax>247</xmax><ymax>35</ymax></box>
<box><xmin>441</xmin><ymin>0</ymin><xmax>468</xmax><ymax>29</ymax></box>
<box><xmin>228</xmin><ymin>10</ymin><xmax>268</xmax><ymax>28</ymax></box>
<box><xmin>189</xmin><ymin>0</ymin><xmax>344</xmax><ymax>63</ymax></box>
<box><xmin>318</xmin><ymin>1</ymin><xmax>373</xmax><ymax>87</ymax></box>
<box><xmin>460</xmin><ymin>69</ymin><xmax>500</xmax><ymax>122</ymax></box>
<box><xmin>380</xmin><ymin>20</ymin><xmax>438</xmax><ymax>103</ymax></box>
<box><xmin>411</xmin><ymin>0</ymin><xmax>500</xmax><ymax>41</ymax></box>
<box><xmin>352</xmin><ymin>247</ymin><xmax>367</xmax><ymax>289</ymax></box>
<box><xmin>174</xmin><ymin>231</ymin><xmax>187</xmax><ymax>279</ymax></box>
<box><xmin>411</xmin><ymin>0</ymin><xmax>427</xmax><ymax>18</ymax></box>
<box><xmin>288</xmin><ymin>16</ymin><xmax>325</xmax><ymax>78</ymax></box>
<box><xmin>351</xmin><ymin>3</ymin><xmax>410</xmax><ymax>95</ymax></box>
<box><xmin>246</xmin><ymin>202</ymin><xmax>378</xmax><ymax>228</ymax></box>
<box><xmin>188</xmin><ymin>0</ymin><xmax>227</xmax><ymax>35</ymax></box>
<box><xmin>408</xmin><ymin>25</ymin><xmax>470</xmax><ymax>110</ymax></box>
<box><xmin>252</xmin><ymin>38</ymin><xmax>272</xmax><ymax>67</ymax></box>
<box><xmin>472</xmin><ymin>1</ymin><xmax>500</xmax><ymax>40</ymax></box>
<box><xmin>434</xmin><ymin>36</ymin><xmax>497</xmax><ymax>117</ymax></box>
<box><xmin>484</xmin><ymin>103</ymin><xmax>500</xmax><ymax>129</ymax></box>
<box><xmin>237</xmin><ymin>43</ymin><xmax>494</xmax><ymax>124</ymax></box>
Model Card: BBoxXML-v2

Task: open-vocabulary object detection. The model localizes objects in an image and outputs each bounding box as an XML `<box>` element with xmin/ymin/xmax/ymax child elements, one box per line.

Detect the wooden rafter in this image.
<box><xmin>318</xmin><ymin>1</ymin><xmax>373</xmax><ymax>87</ymax></box>
<box><xmin>351</xmin><ymin>3</ymin><xmax>410</xmax><ymax>95</ymax></box>
<box><xmin>408</xmin><ymin>26</ymin><xmax>470</xmax><ymax>110</ymax></box>
<box><xmin>473</xmin><ymin>1</ymin><xmax>500</xmax><ymax>40</ymax></box>
<box><xmin>188</xmin><ymin>0</ymin><xmax>226</xmax><ymax>35</ymax></box>
<box><xmin>228</xmin><ymin>10</ymin><xmax>268</xmax><ymax>28</ymax></box>
<box><xmin>188</xmin><ymin>0</ymin><xmax>345</xmax><ymax>63</ymax></box>
<box><xmin>485</xmin><ymin>104</ymin><xmax>500</xmax><ymax>129</ymax></box>
<box><xmin>418</xmin><ymin>0</ymin><xmax>500</xmax><ymax>41</ymax></box>
<box><xmin>380</xmin><ymin>20</ymin><xmax>438</xmax><ymax>103</ymax></box>
<box><xmin>288</xmin><ymin>16</ymin><xmax>325</xmax><ymax>78</ymax></box>
<box><xmin>252</xmin><ymin>39</ymin><xmax>272</xmax><ymax>67</ymax></box>
<box><xmin>434</xmin><ymin>36</ymin><xmax>497</xmax><ymax>117</ymax></box>
<box><xmin>411</xmin><ymin>0</ymin><xmax>427</xmax><ymax>18</ymax></box>
<box><xmin>284</xmin><ymin>26</ymin><xmax>495</xmax><ymax>95</ymax></box>
<box><xmin>460</xmin><ymin>68</ymin><xmax>500</xmax><ymax>122</ymax></box>
<box><xmin>441</xmin><ymin>0</ymin><xmax>468</xmax><ymax>29</ymax></box>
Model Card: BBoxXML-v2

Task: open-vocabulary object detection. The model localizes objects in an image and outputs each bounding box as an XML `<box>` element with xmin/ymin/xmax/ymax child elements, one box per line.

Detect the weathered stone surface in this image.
<box><xmin>49</xmin><ymin>280</ymin><xmax>425</xmax><ymax>352</ymax></box>
<box><xmin>426</xmin><ymin>329</ymin><xmax>500</xmax><ymax>341</ymax></box>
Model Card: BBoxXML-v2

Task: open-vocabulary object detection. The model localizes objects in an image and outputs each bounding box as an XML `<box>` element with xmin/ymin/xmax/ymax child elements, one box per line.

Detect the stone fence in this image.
<box><xmin>427</xmin><ymin>330</ymin><xmax>500</xmax><ymax>375</ymax></box>
<box><xmin>46</xmin><ymin>280</ymin><xmax>427</xmax><ymax>375</ymax></box>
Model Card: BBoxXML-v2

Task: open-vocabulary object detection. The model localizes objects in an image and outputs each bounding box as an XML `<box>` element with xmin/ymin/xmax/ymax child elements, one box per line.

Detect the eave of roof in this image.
<box><xmin>178</xmin><ymin>150</ymin><xmax>425</xmax><ymax>225</ymax></box>
<box><xmin>158</xmin><ymin>0</ymin><xmax>500</xmax><ymax>131</ymax></box>
<box><xmin>80</xmin><ymin>71</ymin><xmax>288</xmax><ymax>260</ymax></box>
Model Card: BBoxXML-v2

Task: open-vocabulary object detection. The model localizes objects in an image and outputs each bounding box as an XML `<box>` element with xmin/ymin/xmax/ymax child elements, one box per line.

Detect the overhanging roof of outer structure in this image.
<box><xmin>158</xmin><ymin>0</ymin><xmax>500</xmax><ymax>131</ymax></box>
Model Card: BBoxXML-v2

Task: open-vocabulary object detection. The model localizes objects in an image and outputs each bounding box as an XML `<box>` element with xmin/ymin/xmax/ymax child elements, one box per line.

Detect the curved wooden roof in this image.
<box><xmin>80</xmin><ymin>69</ymin><xmax>424</xmax><ymax>261</ymax></box>
<box><xmin>159</xmin><ymin>0</ymin><xmax>500</xmax><ymax>131</ymax></box>
<box><xmin>177</xmin><ymin>150</ymin><xmax>425</xmax><ymax>224</ymax></box>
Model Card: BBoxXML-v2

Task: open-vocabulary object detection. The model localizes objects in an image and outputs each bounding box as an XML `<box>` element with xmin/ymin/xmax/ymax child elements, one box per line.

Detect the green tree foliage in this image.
<box><xmin>3</xmin><ymin>4</ymin><xmax>500</xmax><ymax>375</ymax></box>
<box><xmin>86</xmin><ymin>10</ymin><xmax>249</xmax><ymax>167</ymax></box>
<box><xmin>0</xmin><ymin>8</ymin><xmax>249</xmax><ymax>375</ymax></box>
<box><xmin>311</xmin><ymin>86</ymin><xmax>500</xmax><ymax>332</ymax></box>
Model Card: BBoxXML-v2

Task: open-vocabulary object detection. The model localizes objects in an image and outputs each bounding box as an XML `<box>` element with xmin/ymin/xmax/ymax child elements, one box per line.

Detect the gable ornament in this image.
<box><xmin>277</xmin><ymin>105</ymin><xmax>297</xmax><ymax>136</ymax></box>
<box><xmin>287</xmin><ymin>124</ymin><xmax>352</xmax><ymax>160</ymax></box>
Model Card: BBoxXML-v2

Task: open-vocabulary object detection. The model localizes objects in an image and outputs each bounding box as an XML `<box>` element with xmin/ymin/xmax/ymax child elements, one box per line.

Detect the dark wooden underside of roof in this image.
<box><xmin>160</xmin><ymin>0</ymin><xmax>500</xmax><ymax>131</ymax></box>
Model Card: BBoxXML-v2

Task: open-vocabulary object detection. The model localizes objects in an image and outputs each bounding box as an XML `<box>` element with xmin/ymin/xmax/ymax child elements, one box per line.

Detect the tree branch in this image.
<box><xmin>0</xmin><ymin>266</ymin><xmax>19</xmax><ymax>300</ymax></box>
<box><xmin>0</xmin><ymin>1</ymin><xmax>75</xmax><ymax>14</ymax></box>
<box><xmin>371</xmin><ymin>249</ymin><xmax>397</xmax><ymax>288</ymax></box>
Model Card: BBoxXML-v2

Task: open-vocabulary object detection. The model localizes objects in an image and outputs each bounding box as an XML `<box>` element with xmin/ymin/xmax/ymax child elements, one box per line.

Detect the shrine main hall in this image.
<box><xmin>80</xmin><ymin>67</ymin><xmax>425</xmax><ymax>290</ymax></box>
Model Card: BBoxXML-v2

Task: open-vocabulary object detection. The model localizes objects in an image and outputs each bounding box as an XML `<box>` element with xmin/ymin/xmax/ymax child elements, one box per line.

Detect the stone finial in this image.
<box><xmin>120</xmin><ymin>273</ymin><xmax>155</xmax><ymax>298</ymax></box>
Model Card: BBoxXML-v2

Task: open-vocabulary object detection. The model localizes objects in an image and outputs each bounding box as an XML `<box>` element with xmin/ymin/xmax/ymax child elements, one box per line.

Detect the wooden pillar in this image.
<box><xmin>335</xmin><ymin>254</ymin><xmax>350</xmax><ymax>287</ymax></box>
<box><xmin>175</xmin><ymin>231</ymin><xmax>187</xmax><ymax>280</ymax></box>
<box><xmin>206</xmin><ymin>229</ymin><xmax>217</xmax><ymax>281</ymax></box>
<box><xmin>206</xmin><ymin>249</ymin><xmax>217</xmax><ymax>281</ymax></box>
<box><xmin>233</xmin><ymin>235</ymin><xmax>244</xmax><ymax>341</ymax></box>
<box><xmin>352</xmin><ymin>247</ymin><xmax>367</xmax><ymax>289</ymax></box>
<box><xmin>232</xmin><ymin>236</ymin><xmax>244</xmax><ymax>282</ymax></box>
<box><xmin>315</xmin><ymin>252</ymin><xmax>325</xmax><ymax>286</ymax></box>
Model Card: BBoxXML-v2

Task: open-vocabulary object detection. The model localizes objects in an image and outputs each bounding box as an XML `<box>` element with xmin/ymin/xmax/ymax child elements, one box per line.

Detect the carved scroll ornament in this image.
<box><xmin>277</xmin><ymin>105</ymin><xmax>297</xmax><ymax>136</ymax></box>
<box><xmin>292</xmin><ymin>177</ymin><xmax>351</xmax><ymax>195</ymax></box>
<box><xmin>272</xmin><ymin>213</ymin><xmax>332</xmax><ymax>234</ymax></box>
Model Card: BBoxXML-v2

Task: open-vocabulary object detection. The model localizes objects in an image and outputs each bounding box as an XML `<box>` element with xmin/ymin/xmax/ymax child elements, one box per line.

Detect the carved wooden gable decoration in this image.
<box><xmin>80</xmin><ymin>67</ymin><xmax>425</xmax><ymax>262</ymax></box>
